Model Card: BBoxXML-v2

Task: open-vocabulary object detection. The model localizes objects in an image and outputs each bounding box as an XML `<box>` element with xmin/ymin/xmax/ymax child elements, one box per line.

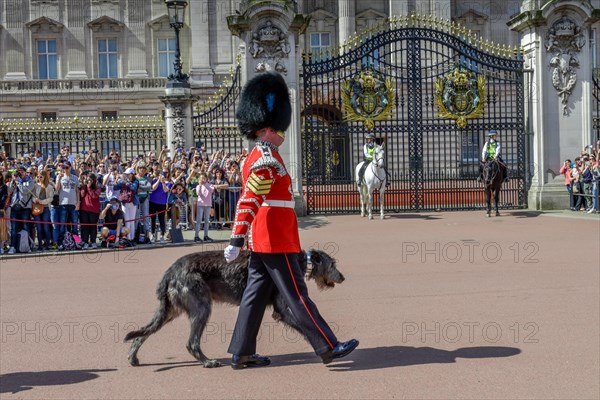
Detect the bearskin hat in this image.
<box><xmin>236</xmin><ymin>72</ymin><xmax>292</xmax><ymax>140</ymax></box>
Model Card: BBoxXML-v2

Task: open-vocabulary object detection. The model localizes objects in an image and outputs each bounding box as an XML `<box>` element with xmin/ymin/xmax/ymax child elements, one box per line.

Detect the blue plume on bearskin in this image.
<box><xmin>236</xmin><ymin>72</ymin><xmax>291</xmax><ymax>139</ymax></box>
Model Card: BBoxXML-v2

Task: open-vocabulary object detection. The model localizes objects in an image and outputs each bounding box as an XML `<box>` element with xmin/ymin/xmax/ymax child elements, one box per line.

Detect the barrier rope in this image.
<box><xmin>0</xmin><ymin>207</ymin><xmax>171</xmax><ymax>226</ymax></box>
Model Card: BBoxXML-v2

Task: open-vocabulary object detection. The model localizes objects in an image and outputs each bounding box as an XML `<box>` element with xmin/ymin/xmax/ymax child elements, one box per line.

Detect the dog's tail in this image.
<box><xmin>124</xmin><ymin>272</ymin><xmax>173</xmax><ymax>342</ymax></box>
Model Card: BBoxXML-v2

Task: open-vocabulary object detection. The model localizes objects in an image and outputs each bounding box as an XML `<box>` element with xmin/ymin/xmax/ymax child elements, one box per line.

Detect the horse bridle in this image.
<box><xmin>483</xmin><ymin>159</ymin><xmax>500</xmax><ymax>184</ymax></box>
<box><xmin>370</xmin><ymin>149</ymin><xmax>386</xmax><ymax>189</ymax></box>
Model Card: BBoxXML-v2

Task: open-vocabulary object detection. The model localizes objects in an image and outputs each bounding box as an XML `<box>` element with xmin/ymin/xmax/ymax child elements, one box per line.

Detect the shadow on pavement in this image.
<box><xmin>387</xmin><ymin>214</ymin><xmax>443</xmax><ymax>220</ymax></box>
<box><xmin>506</xmin><ymin>211</ymin><xmax>543</xmax><ymax>218</ymax></box>
<box><xmin>298</xmin><ymin>215</ymin><xmax>329</xmax><ymax>230</ymax></box>
<box><xmin>274</xmin><ymin>345</ymin><xmax>521</xmax><ymax>371</ymax></box>
<box><xmin>0</xmin><ymin>369</ymin><xmax>116</xmax><ymax>394</ymax></box>
<box><xmin>151</xmin><ymin>360</ymin><xmax>227</xmax><ymax>372</ymax></box>
<box><xmin>329</xmin><ymin>345</ymin><xmax>522</xmax><ymax>371</ymax></box>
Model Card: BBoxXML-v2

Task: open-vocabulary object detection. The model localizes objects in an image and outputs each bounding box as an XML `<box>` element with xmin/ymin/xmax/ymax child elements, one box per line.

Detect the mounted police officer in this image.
<box><xmin>224</xmin><ymin>72</ymin><xmax>359</xmax><ymax>369</ymax></box>
<box><xmin>358</xmin><ymin>132</ymin><xmax>380</xmax><ymax>187</ymax></box>
<box><xmin>479</xmin><ymin>129</ymin><xmax>508</xmax><ymax>182</ymax></box>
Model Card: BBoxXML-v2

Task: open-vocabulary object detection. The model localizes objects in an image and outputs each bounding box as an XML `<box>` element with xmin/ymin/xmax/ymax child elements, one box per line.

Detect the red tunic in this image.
<box><xmin>229</xmin><ymin>141</ymin><xmax>300</xmax><ymax>253</ymax></box>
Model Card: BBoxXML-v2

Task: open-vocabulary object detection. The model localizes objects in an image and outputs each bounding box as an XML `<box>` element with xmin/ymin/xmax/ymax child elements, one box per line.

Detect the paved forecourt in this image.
<box><xmin>0</xmin><ymin>210</ymin><xmax>598</xmax><ymax>399</ymax></box>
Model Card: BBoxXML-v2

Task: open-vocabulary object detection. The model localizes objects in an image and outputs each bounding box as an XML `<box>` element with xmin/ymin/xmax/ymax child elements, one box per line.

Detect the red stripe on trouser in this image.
<box><xmin>284</xmin><ymin>253</ymin><xmax>334</xmax><ymax>349</ymax></box>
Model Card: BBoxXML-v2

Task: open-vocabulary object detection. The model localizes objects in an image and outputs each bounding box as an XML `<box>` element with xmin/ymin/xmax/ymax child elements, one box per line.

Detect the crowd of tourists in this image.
<box><xmin>0</xmin><ymin>145</ymin><xmax>244</xmax><ymax>254</ymax></box>
<box><xmin>559</xmin><ymin>142</ymin><xmax>600</xmax><ymax>213</ymax></box>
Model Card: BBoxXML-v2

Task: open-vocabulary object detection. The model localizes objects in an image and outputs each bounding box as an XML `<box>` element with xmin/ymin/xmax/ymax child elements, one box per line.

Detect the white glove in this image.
<box><xmin>224</xmin><ymin>245</ymin><xmax>241</xmax><ymax>263</ymax></box>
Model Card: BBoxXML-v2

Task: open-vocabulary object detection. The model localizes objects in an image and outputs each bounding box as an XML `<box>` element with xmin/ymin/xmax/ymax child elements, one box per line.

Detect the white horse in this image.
<box><xmin>355</xmin><ymin>145</ymin><xmax>387</xmax><ymax>220</ymax></box>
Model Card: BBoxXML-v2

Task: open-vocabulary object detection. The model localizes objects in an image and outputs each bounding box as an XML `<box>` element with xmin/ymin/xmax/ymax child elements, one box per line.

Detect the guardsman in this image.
<box><xmin>224</xmin><ymin>72</ymin><xmax>359</xmax><ymax>369</ymax></box>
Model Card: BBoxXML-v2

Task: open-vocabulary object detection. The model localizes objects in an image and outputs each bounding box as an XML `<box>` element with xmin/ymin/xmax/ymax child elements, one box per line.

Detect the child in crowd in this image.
<box><xmin>194</xmin><ymin>172</ymin><xmax>214</xmax><ymax>243</ymax></box>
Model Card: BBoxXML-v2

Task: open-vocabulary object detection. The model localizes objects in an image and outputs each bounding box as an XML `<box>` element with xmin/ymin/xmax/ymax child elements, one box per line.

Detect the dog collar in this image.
<box><xmin>304</xmin><ymin>250</ymin><xmax>313</xmax><ymax>280</ymax></box>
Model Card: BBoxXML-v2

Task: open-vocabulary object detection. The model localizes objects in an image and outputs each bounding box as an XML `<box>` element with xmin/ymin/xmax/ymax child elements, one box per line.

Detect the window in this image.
<box><xmin>37</xmin><ymin>39</ymin><xmax>58</xmax><ymax>80</ymax></box>
<box><xmin>362</xmin><ymin>49</ymin><xmax>380</xmax><ymax>69</ymax></box>
<box><xmin>310</xmin><ymin>32</ymin><xmax>331</xmax><ymax>62</ymax></box>
<box><xmin>460</xmin><ymin>132</ymin><xmax>480</xmax><ymax>177</ymax></box>
<box><xmin>102</xmin><ymin>111</ymin><xmax>118</xmax><ymax>120</ymax></box>
<box><xmin>158</xmin><ymin>38</ymin><xmax>176</xmax><ymax>77</ymax></box>
<box><xmin>41</xmin><ymin>112</ymin><xmax>57</xmax><ymax>121</ymax></box>
<box><xmin>98</xmin><ymin>38</ymin><xmax>118</xmax><ymax>78</ymax></box>
<box><xmin>461</xmin><ymin>132</ymin><xmax>480</xmax><ymax>163</ymax></box>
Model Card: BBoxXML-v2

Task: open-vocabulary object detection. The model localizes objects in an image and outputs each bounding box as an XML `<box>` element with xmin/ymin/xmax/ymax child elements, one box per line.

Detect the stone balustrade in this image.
<box><xmin>0</xmin><ymin>77</ymin><xmax>167</xmax><ymax>93</ymax></box>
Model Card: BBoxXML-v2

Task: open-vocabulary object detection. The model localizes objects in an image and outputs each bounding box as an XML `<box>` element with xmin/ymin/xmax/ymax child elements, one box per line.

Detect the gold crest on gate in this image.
<box><xmin>435</xmin><ymin>66</ymin><xmax>486</xmax><ymax>128</ymax></box>
<box><xmin>342</xmin><ymin>68</ymin><xmax>394</xmax><ymax>130</ymax></box>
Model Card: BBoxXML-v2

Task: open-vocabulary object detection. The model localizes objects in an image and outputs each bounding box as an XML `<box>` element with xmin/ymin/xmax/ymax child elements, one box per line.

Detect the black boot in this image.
<box><xmin>231</xmin><ymin>354</ymin><xmax>271</xmax><ymax>370</ymax></box>
<box><xmin>320</xmin><ymin>339</ymin><xmax>359</xmax><ymax>364</ymax></box>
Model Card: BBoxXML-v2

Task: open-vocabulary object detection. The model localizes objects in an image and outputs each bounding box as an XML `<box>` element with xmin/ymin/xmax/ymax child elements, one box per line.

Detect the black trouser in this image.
<box><xmin>149</xmin><ymin>201</ymin><xmax>167</xmax><ymax>235</ymax></box>
<box><xmin>228</xmin><ymin>252</ymin><xmax>338</xmax><ymax>357</ymax></box>
<box><xmin>79</xmin><ymin>210</ymin><xmax>99</xmax><ymax>244</ymax></box>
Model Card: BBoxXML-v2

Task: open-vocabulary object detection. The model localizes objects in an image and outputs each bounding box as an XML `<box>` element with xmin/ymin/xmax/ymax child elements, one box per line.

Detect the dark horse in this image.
<box><xmin>482</xmin><ymin>159</ymin><xmax>503</xmax><ymax>217</ymax></box>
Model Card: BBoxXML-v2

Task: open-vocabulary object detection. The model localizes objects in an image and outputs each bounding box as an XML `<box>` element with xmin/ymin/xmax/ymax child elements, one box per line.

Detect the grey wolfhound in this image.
<box><xmin>124</xmin><ymin>249</ymin><xmax>344</xmax><ymax>368</ymax></box>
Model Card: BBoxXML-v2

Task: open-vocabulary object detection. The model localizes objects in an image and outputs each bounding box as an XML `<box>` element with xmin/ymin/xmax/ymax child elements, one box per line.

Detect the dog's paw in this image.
<box><xmin>128</xmin><ymin>356</ymin><xmax>140</xmax><ymax>366</ymax></box>
<box><xmin>203</xmin><ymin>359</ymin><xmax>221</xmax><ymax>368</ymax></box>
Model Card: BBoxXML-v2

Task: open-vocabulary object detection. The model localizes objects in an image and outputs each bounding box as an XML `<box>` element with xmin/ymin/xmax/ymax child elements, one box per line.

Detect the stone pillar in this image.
<box><xmin>4</xmin><ymin>0</ymin><xmax>27</xmax><ymax>80</ymax></box>
<box><xmin>162</xmin><ymin>79</ymin><xmax>193</xmax><ymax>153</ymax></box>
<box><xmin>431</xmin><ymin>0</ymin><xmax>451</xmax><ymax>20</ymax></box>
<box><xmin>64</xmin><ymin>0</ymin><xmax>88</xmax><ymax>79</ymax></box>
<box><xmin>125</xmin><ymin>0</ymin><xmax>149</xmax><ymax>78</ymax></box>
<box><xmin>188</xmin><ymin>0</ymin><xmax>213</xmax><ymax>85</ymax></box>
<box><xmin>389</xmin><ymin>0</ymin><xmax>408</xmax><ymax>18</ymax></box>
<box><xmin>161</xmin><ymin>95</ymin><xmax>194</xmax><ymax>155</ymax></box>
<box><xmin>509</xmin><ymin>2</ymin><xmax>599</xmax><ymax>210</ymax></box>
<box><xmin>227</xmin><ymin>1</ymin><xmax>310</xmax><ymax>215</ymax></box>
<box><xmin>338</xmin><ymin>0</ymin><xmax>355</xmax><ymax>47</ymax></box>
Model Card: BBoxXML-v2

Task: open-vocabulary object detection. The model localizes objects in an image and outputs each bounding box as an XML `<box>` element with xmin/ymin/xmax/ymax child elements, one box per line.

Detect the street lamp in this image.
<box><xmin>165</xmin><ymin>0</ymin><xmax>189</xmax><ymax>88</ymax></box>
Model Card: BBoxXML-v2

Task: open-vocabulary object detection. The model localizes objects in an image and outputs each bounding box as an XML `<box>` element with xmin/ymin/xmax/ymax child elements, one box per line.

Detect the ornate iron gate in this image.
<box><xmin>302</xmin><ymin>16</ymin><xmax>526</xmax><ymax>214</ymax></box>
<box><xmin>192</xmin><ymin>64</ymin><xmax>243</xmax><ymax>156</ymax></box>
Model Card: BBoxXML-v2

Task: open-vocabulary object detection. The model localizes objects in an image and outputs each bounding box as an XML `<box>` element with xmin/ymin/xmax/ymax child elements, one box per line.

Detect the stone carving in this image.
<box><xmin>168</xmin><ymin>104</ymin><xmax>185</xmax><ymax>145</ymax></box>
<box><xmin>250</xmin><ymin>20</ymin><xmax>290</xmax><ymax>75</ymax></box>
<box><xmin>545</xmin><ymin>15</ymin><xmax>585</xmax><ymax>116</ymax></box>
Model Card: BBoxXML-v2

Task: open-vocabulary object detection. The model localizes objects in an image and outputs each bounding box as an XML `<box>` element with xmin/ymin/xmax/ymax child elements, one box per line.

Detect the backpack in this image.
<box><xmin>18</xmin><ymin>230</ymin><xmax>34</xmax><ymax>253</ymax></box>
<box><xmin>62</xmin><ymin>231</ymin><xmax>77</xmax><ymax>251</ymax></box>
<box><xmin>118</xmin><ymin>237</ymin><xmax>135</xmax><ymax>248</ymax></box>
<box><xmin>135</xmin><ymin>222</ymin><xmax>148</xmax><ymax>244</ymax></box>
